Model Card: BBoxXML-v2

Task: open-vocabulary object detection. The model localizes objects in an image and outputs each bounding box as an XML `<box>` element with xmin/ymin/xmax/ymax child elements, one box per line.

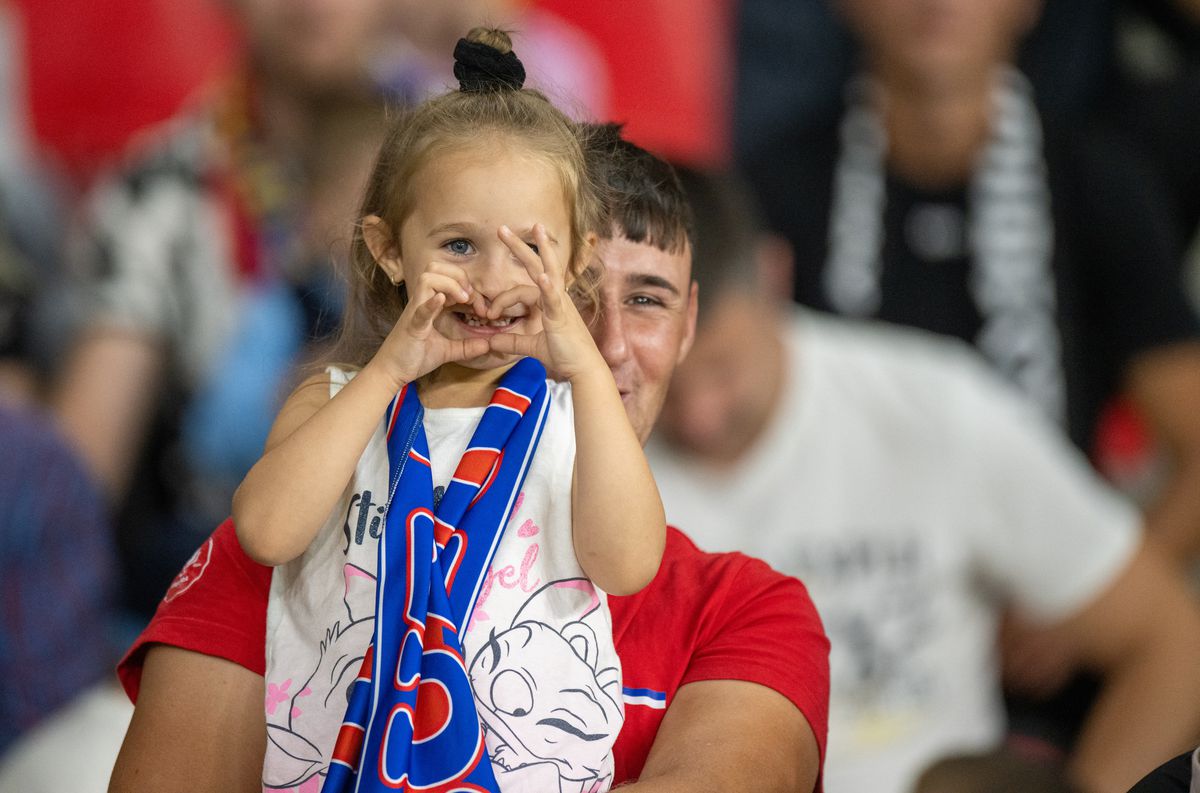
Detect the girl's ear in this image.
<box><xmin>363</xmin><ymin>215</ymin><xmax>404</xmax><ymax>284</ymax></box>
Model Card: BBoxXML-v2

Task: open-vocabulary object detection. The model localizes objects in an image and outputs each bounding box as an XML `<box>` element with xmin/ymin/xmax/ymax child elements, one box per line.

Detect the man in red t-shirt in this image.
<box><xmin>108</xmin><ymin>126</ymin><xmax>830</xmax><ymax>793</ymax></box>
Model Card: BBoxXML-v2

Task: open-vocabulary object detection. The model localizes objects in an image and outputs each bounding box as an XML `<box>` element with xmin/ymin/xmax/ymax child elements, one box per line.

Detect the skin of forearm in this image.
<box><xmin>612</xmin><ymin>760</ymin><xmax>801</xmax><ymax>793</ymax></box>
<box><xmin>615</xmin><ymin>681</ymin><xmax>819</xmax><ymax>793</ymax></box>
<box><xmin>232</xmin><ymin>363</ymin><xmax>402</xmax><ymax>565</ymax></box>
<box><xmin>1067</xmin><ymin>604</ymin><xmax>1200</xmax><ymax>793</ymax></box>
<box><xmin>569</xmin><ymin>363</ymin><xmax>666</xmax><ymax>596</ymax></box>
<box><xmin>53</xmin><ymin>330</ymin><xmax>165</xmax><ymax>501</ymax></box>
<box><xmin>613</xmin><ymin>772</ymin><xmax>711</xmax><ymax>791</ymax></box>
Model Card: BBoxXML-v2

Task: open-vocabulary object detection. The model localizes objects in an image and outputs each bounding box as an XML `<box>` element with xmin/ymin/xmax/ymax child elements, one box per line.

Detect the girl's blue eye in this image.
<box><xmin>526</xmin><ymin>243</ymin><xmax>540</xmax><ymax>255</ymax></box>
<box><xmin>446</xmin><ymin>239</ymin><xmax>474</xmax><ymax>256</ymax></box>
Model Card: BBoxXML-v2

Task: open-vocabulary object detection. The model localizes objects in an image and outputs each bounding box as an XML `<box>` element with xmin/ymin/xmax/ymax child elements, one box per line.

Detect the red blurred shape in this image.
<box><xmin>536</xmin><ymin>0</ymin><xmax>733</xmax><ymax>167</ymax></box>
<box><xmin>13</xmin><ymin>0</ymin><xmax>238</xmax><ymax>180</ymax></box>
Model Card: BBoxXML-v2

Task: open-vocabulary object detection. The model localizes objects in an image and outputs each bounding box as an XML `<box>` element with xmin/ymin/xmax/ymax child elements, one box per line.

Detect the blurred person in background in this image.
<box><xmin>734</xmin><ymin>0</ymin><xmax>1200</xmax><ymax>165</ymax></box>
<box><xmin>0</xmin><ymin>157</ymin><xmax>118</xmax><ymax>769</ymax></box>
<box><xmin>741</xmin><ymin>0</ymin><xmax>1200</xmax><ymax>569</ymax></box>
<box><xmin>0</xmin><ymin>402</ymin><xmax>118</xmax><ymax>761</ymax></box>
<box><xmin>51</xmin><ymin>0</ymin><xmax>402</xmax><ymax>620</ymax></box>
<box><xmin>0</xmin><ymin>195</ymin><xmax>120</xmax><ymax>783</ymax></box>
<box><xmin>0</xmin><ymin>194</ymin><xmax>48</xmax><ymax>403</ymax></box>
<box><xmin>0</xmin><ymin>0</ymin><xmax>72</xmax><ymax>403</ymax></box>
<box><xmin>0</xmin><ymin>1</ymin><xmax>121</xmax><ymax>775</ymax></box>
<box><xmin>647</xmin><ymin>167</ymin><xmax>1200</xmax><ymax>793</ymax></box>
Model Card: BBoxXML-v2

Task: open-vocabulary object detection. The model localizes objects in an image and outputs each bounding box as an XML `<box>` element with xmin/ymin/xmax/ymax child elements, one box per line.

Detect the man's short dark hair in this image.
<box><xmin>579</xmin><ymin>123</ymin><xmax>694</xmax><ymax>254</ymax></box>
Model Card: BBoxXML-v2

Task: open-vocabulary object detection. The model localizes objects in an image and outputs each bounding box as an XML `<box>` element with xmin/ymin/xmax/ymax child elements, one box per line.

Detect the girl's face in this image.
<box><xmin>390</xmin><ymin>142</ymin><xmax>573</xmax><ymax>369</ymax></box>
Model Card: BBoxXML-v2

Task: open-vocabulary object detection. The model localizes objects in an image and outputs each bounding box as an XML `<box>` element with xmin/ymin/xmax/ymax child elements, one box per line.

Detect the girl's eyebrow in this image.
<box><xmin>427</xmin><ymin>221</ymin><xmax>480</xmax><ymax>237</ymax></box>
<box><xmin>428</xmin><ymin>222</ymin><xmax>559</xmax><ymax>246</ymax></box>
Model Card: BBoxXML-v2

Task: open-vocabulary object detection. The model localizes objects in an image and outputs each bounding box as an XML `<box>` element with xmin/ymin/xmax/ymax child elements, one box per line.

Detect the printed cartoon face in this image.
<box><xmin>469</xmin><ymin>619</ymin><xmax>622</xmax><ymax>783</ymax></box>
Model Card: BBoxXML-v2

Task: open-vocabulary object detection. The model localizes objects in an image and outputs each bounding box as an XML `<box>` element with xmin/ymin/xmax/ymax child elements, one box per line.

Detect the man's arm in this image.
<box><xmin>108</xmin><ymin>646</ymin><xmax>265</xmax><ymax>793</ymax></box>
<box><xmin>113</xmin><ymin>651</ymin><xmax>823</xmax><ymax>793</ymax></box>
<box><xmin>1052</xmin><ymin>541</ymin><xmax>1200</xmax><ymax>793</ymax></box>
<box><xmin>1125</xmin><ymin>343</ymin><xmax>1200</xmax><ymax>565</ymax></box>
<box><xmin>616</xmin><ymin>680</ymin><xmax>820</xmax><ymax>793</ymax></box>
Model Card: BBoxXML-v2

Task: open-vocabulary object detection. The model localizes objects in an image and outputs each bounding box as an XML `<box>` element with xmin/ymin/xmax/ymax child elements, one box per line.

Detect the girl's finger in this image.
<box><xmin>488</xmin><ymin>331</ymin><xmax>544</xmax><ymax>359</ymax></box>
<box><xmin>498</xmin><ymin>225</ymin><xmax>546</xmax><ymax>283</ymax></box>
<box><xmin>414</xmin><ymin>272</ymin><xmax>472</xmax><ymax>306</ymax></box>
<box><xmin>446</xmin><ymin>337</ymin><xmax>491</xmax><ymax>362</ymax></box>
<box><xmin>536</xmin><ymin>272</ymin><xmax>564</xmax><ymax>323</ymax></box>
<box><xmin>529</xmin><ymin>224</ymin><xmax>567</xmax><ymax>323</ymax></box>
<box><xmin>423</xmin><ymin>261</ymin><xmax>473</xmax><ymax>297</ymax></box>
<box><xmin>409</xmin><ymin>291</ymin><xmax>446</xmax><ymax>333</ymax></box>
<box><xmin>486</xmin><ymin>284</ymin><xmax>540</xmax><ymax>319</ymax></box>
<box><xmin>532</xmin><ymin>223</ymin><xmax>565</xmax><ymax>292</ymax></box>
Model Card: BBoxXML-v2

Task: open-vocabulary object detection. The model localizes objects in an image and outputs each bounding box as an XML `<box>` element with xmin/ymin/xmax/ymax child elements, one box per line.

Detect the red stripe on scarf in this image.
<box><xmin>452</xmin><ymin>448</ymin><xmax>500</xmax><ymax>486</ymax></box>
<box><xmin>331</xmin><ymin>723</ymin><xmax>366</xmax><ymax>768</ymax></box>
<box><xmin>490</xmin><ymin>388</ymin><xmax>532</xmax><ymax>413</ymax></box>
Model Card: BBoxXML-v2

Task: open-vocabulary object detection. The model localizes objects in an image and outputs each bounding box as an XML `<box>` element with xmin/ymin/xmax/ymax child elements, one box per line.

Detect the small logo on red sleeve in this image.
<box><xmin>164</xmin><ymin>538</ymin><xmax>214</xmax><ymax>602</ymax></box>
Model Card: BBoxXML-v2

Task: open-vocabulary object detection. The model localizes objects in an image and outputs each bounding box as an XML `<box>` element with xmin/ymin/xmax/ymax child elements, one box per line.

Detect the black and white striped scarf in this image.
<box><xmin>825</xmin><ymin>68</ymin><xmax>1065</xmax><ymax>424</ymax></box>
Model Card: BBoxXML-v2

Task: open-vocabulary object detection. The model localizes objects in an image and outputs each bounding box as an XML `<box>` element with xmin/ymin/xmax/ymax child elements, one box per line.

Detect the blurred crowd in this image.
<box><xmin>2</xmin><ymin>1</ymin><xmax>1200</xmax><ymax>792</ymax></box>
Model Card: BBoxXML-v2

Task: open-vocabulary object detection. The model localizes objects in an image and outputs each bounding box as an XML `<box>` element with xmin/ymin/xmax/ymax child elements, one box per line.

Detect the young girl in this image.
<box><xmin>231</xmin><ymin>28</ymin><xmax>665</xmax><ymax>793</ymax></box>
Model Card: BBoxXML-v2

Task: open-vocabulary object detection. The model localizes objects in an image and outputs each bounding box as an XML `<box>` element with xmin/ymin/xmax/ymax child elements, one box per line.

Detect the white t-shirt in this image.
<box><xmin>263</xmin><ymin>370</ymin><xmax>623</xmax><ymax>793</ymax></box>
<box><xmin>647</xmin><ymin>311</ymin><xmax>1139</xmax><ymax>793</ymax></box>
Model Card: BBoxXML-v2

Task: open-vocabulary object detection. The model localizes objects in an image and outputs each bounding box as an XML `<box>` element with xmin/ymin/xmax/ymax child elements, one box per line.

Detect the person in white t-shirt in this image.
<box><xmin>647</xmin><ymin>168</ymin><xmax>1200</xmax><ymax>793</ymax></box>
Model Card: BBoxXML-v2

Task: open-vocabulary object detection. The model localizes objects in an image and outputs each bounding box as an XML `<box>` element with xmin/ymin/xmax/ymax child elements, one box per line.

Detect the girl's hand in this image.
<box><xmin>488</xmin><ymin>224</ymin><xmax>604</xmax><ymax>381</ymax></box>
<box><xmin>370</xmin><ymin>262</ymin><xmax>491</xmax><ymax>389</ymax></box>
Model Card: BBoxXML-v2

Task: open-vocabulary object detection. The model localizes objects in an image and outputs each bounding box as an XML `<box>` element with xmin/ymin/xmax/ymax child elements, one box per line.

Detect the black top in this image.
<box><xmin>1127</xmin><ymin>749</ymin><xmax>1193</xmax><ymax>792</ymax></box>
<box><xmin>742</xmin><ymin>112</ymin><xmax>1200</xmax><ymax>453</ymax></box>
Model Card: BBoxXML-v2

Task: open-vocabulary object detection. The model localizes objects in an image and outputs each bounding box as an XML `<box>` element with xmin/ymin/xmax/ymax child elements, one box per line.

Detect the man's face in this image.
<box><xmin>581</xmin><ymin>236</ymin><xmax>697</xmax><ymax>444</ymax></box>
<box><xmin>838</xmin><ymin>0</ymin><xmax>1038</xmax><ymax>87</ymax></box>
<box><xmin>658</xmin><ymin>291</ymin><xmax>784</xmax><ymax>464</ymax></box>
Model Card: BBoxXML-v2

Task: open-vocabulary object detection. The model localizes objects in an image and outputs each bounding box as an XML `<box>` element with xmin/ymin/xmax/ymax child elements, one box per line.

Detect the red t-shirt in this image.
<box><xmin>118</xmin><ymin>520</ymin><xmax>829</xmax><ymax>787</ymax></box>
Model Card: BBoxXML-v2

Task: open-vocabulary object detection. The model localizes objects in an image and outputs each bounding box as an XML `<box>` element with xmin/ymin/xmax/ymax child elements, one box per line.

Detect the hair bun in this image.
<box><xmin>454</xmin><ymin>31</ymin><xmax>526</xmax><ymax>92</ymax></box>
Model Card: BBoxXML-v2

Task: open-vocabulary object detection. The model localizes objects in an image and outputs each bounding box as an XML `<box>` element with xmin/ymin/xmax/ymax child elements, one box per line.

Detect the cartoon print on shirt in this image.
<box><xmin>795</xmin><ymin>532</ymin><xmax>937</xmax><ymax>742</ymax></box>
<box><xmin>263</xmin><ymin>563</ymin><xmax>375</xmax><ymax>792</ymax></box>
<box><xmin>468</xmin><ymin>578</ymin><xmax>623</xmax><ymax>793</ymax></box>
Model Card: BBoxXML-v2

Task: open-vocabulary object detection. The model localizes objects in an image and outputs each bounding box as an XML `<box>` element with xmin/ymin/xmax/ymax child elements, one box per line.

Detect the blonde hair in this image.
<box><xmin>327</xmin><ymin>28</ymin><xmax>603</xmax><ymax>368</ymax></box>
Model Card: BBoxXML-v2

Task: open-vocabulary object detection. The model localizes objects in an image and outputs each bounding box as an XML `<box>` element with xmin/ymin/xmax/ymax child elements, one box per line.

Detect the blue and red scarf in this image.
<box><xmin>324</xmin><ymin>357</ymin><xmax>551</xmax><ymax>793</ymax></box>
